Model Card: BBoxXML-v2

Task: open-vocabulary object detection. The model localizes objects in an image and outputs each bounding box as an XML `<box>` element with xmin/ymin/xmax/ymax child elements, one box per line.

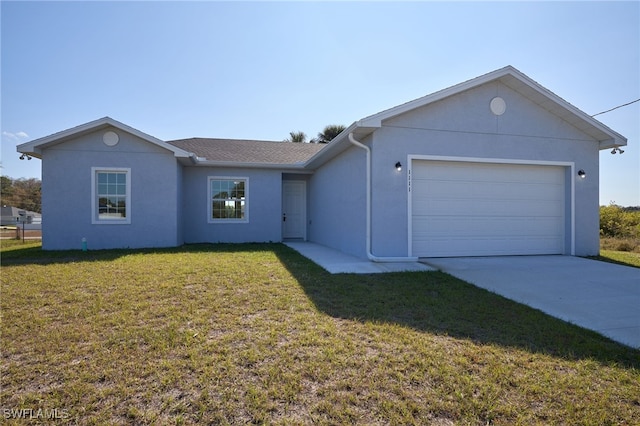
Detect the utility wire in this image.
<box><xmin>591</xmin><ymin>98</ymin><xmax>640</xmax><ymax>117</ymax></box>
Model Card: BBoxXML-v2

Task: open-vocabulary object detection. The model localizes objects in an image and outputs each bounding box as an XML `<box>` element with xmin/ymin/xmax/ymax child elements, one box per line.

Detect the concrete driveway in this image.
<box><xmin>422</xmin><ymin>256</ymin><xmax>640</xmax><ymax>349</ymax></box>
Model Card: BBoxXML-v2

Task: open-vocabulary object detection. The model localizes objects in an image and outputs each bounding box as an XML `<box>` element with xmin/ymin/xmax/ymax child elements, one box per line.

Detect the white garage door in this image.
<box><xmin>411</xmin><ymin>160</ymin><xmax>566</xmax><ymax>257</ymax></box>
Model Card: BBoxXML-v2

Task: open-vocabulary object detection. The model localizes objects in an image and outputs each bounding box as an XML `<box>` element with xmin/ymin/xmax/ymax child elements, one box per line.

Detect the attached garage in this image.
<box><xmin>411</xmin><ymin>158</ymin><xmax>569</xmax><ymax>257</ymax></box>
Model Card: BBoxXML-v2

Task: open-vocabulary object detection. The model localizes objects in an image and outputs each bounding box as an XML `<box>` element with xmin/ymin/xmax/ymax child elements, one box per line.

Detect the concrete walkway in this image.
<box><xmin>284</xmin><ymin>242</ymin><xmax>434</xmax><ymax>274</ymax></box>
<box><xmin>423</xmin><ymin>256</ymin><xmax>640</xmax><ymax>349</ymax></box>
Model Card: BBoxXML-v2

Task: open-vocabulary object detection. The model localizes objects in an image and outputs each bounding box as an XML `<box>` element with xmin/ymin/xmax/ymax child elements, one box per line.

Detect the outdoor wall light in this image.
<box><xmin>395</xmin><ymin>162</ymin><xmax>402</xmax><ymax>172</ymax></box>
<box><xmin>19</xmin><ymin>153</ymin><xmax>32</xmax><ymax>160</ymax></box>
<box><xmin>578</xmin><ymin>169</ymin><xmax>586</xmax><ymax>179</ymax></box>
<box><xmin>611</xmin><ymin>147</ymin><xmax>625</xmax><ymax>154</ymax></box>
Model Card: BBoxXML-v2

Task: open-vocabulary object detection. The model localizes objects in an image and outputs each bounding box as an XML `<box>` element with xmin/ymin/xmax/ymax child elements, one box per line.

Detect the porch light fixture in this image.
<box><xmin>578</xmin><ymin>169</ymin><xmax>586</xmax><ymax>179</ymax></box>
<box><xmin>395</xmin><ymin>162</ymin><xmax>402</xmax><ymax>171</ymax></box>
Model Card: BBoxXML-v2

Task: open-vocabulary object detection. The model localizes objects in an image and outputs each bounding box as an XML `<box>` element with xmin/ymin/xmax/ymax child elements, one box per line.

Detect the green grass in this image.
<box><xmin>590</xmin><ymin>249</ymin><xmax>640</xmax><ymax>268</ymax></box>
<box><xmin>2</xmin><ymin>243</ymin><xmax>639</xmax><ymax>425</ymax></box>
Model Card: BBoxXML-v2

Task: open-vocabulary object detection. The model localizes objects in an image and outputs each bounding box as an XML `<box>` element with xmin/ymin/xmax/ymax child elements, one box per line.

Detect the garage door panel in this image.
<box><xmin>414</xmin><ymin>216</ymin><xmax>563</xmax><ymax>237</ymax></box>
<box><xmin>415</xmin><ymin>198</ymin><xmax>564</xmax><ymax>217</ymax></box>
<box><xmin>412</xmin><ymin>160</ymin><xmax>566</xmax><ymax>257</ymax></box>
<box><xmin>419</xmin><ymin>236</ymin><xmax>564</xmax><ymax>257</ymax></box>
<box><xmin>414</xmin><ymin>161</ymin><xmax>564</xmax><ymax>184</ymax></box>
<box><xmin>415</xmin><ymin>179</ymin><xmax>564</xmax><ymax>200</ymax></box>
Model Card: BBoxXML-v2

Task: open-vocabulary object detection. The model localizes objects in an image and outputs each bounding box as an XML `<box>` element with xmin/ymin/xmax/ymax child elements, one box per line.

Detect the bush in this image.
<box><xmin>600</xmin><ymin>204</ymin><xmax>640</xmax><ymax>252</ymax></box>
<box><xmin>600</xmin><ymin>204</ymin><xmax>640</xmax><ymax>239</ymax></box>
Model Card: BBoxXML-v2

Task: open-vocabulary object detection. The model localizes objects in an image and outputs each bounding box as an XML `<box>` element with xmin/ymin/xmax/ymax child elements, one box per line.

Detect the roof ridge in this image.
<box><xmin>168</xmin><ymin>137</ymin><xmax>321</xmax><ymax>145</ymax></box>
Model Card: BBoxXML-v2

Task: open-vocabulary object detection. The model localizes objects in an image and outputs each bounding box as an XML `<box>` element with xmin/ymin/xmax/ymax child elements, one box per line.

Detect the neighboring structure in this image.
<box><xmin>1</xmin><ymin>205</ymin><xmax>41</xmax><ymax>226</ymax></box>
<box><xmin>17</xmin><ymin>66</ymin><xmax>626</xmax><ymax>259</ymax></box>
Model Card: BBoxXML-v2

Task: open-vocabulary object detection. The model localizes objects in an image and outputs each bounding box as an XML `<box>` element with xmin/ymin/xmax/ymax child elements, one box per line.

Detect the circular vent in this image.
<box><xmin>103</xmin><ymin>131</ymin><xmax>119</xmax><ymax>146</ymax></box>
<box><xmin>490</xmin><ymin>97</ymin><xmax>506</xmax><ymax>116</ymax></box>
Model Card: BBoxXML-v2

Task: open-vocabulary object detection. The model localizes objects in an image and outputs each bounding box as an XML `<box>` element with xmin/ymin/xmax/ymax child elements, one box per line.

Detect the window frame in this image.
<box><xmin>91</xmin><ymin>167</ymin><xmax>131</xmax><ymax>225</ymax></box>
<box><xmin>208</xmin><ymin>176</ymin><xmax>249</xmax><ymax>223</ymax></box>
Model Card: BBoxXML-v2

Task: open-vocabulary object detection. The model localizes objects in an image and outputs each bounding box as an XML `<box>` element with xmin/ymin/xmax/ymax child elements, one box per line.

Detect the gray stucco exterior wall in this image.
<box><xmin>308</xmin><ymin>144</ymin><xmax>368</xmax><ymax>258</ymax></box>
<box><xmin>41</xmin><ymin>128</ymin><xmax>182</xmax><ymax>250</ymax></box>
<box><xmin>181</xmin><ymin>167</ymin><xmax>283</xmax><ymax>244</ymax></box>
<box><xmin>369</xmin><ymin>81</ymin><xmax>600</xmax><ymax>257</ymax></box>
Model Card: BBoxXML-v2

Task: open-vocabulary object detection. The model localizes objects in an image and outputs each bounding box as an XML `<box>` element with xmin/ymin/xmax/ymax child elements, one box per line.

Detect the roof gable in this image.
<box><xmin>306</xmin><ymin>66</ymin><xmax>627</xmax><ymax>169</ymax></box>
<box><xmin>357</xmin><ymin>66</ymin><xmax>626</xmax><ymax>148</ymax></box>
<box><xmin>16</xmin><ymin>117</ymin><xmax>192</xmax><ymax>160</ymax></box>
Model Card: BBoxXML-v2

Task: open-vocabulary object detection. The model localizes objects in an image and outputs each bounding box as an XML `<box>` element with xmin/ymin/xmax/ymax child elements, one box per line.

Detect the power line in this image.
<box><xmin>591</xmin><ymin>98</ymin><xmax>640</xmax><ymax>117</ymax></box>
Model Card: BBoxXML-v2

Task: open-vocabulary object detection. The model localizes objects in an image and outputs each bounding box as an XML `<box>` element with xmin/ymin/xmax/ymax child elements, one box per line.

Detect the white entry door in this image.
<box><xmin>282</xmin><ymin>181</ymin><xmax>306</xmax><ymax>240</ymax></box>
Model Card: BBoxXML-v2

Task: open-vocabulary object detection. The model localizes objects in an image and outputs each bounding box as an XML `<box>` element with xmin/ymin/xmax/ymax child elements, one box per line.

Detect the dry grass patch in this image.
<box><xmin>2</xmin><ymin>243</ymin><xmax>639</xmax><ymax>424</ymax></box>
<box><xmin>600</xmin><ymin>237</ymin><xmax>640</xmax><ymax>253</ymax></box>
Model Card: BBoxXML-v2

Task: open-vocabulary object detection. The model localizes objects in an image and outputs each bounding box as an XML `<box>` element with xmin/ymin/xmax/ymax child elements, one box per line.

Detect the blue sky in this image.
<box><xmin>2</xmin><ymin>1</ymin><xmax>638</xmax><ymax>206</ymax></box>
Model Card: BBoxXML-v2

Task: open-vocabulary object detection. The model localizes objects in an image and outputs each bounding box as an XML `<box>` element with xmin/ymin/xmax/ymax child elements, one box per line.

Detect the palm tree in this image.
<box><xmin>316</xmin><ymin>124</ymin><xmax>346</xmax><ymax>144</ymax></box>
<box><xmin>284</xmin><ymin>131</ymin><xmax>307</xmax><ymax>143</ymax></box>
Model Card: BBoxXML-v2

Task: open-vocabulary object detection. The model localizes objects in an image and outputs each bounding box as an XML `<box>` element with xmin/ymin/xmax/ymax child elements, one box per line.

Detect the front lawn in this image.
<box><xmin>1</xmin><ymin>243</ymin><xmax>638</xmax><ymax>424</ymax></box>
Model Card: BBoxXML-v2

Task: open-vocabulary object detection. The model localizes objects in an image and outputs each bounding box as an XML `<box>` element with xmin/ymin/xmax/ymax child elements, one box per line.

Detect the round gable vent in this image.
<box><xmin>490</xmin><ymin>97</ymin><xmax>506</xmax><ymax>116</ymax></box>
<box><xmin>103</xmin><ymin>131</ymin><xmax>119</xmax><ymax>146</ymax></box>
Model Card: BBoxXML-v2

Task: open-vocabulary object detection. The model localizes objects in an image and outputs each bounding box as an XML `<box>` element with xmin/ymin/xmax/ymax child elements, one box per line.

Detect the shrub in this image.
<box><xmin>600</xmin><ymin>205</ymin><xmax>640</xmax><ymax>252</ymax></box>
<box><xmin>600</xmin><ymin>204</ymin><xmax>640</xmax><ymax>239</ymax></box>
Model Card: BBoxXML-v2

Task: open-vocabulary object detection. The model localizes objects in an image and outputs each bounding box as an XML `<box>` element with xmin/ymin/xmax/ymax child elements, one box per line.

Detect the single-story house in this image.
<box><xmin>1</xmin><ymin>206</ymin><xmax>42</xmax><ymax>226</ymax></box>
<box><xmin>17</xmin><ymin>66</ymin><xmax>627</xmax><ymax>259</ymax></box>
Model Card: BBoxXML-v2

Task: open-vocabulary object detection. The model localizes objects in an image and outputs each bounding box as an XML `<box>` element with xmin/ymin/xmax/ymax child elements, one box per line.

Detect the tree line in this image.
<box><xmin>284</xmin><ymin>124</ymin><xmax>346</xmax><ymax>143</ymax></box>
<box><xmin>1</xmin><ymin>176</ymin><xmax>42</xmax><ymax>213</ymax></box>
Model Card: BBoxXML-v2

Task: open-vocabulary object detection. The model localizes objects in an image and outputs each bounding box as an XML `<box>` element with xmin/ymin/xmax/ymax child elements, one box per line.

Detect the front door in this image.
<box><xmin>282</xmin><ymin>181</ymin><xmax>306</xmax><ymax>240</ymax></box>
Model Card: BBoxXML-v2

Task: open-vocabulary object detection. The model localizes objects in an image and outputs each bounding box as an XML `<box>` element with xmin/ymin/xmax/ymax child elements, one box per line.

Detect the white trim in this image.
<box><xmin>91</xmin><ymin>167</ymin><xmax>131</xmax><ymax>225</ymax></box>
<box><xmin>194</xmin><ymin>160</ymin><xmax>310</xmax><ymax>171</ymax></box>
<box><xmin>570</xmin><ymin>164</ymin><xmax>576</xmax><ymax>256</ymax></box>
<box><xmin>207</xmin><ymin>176</ymin><xmax>249</xmax><ymax>224</ymax></box>
<box><xmin>407</xmin><ymin>155</ymin><xmax>575</xmax><ymax>256</ymax></box>
<box><xmin>307</xmin><ymin>67</ymin><xmax>626</xmax><ymax>171</ymax></box>
<box><xmin>357</xmin><ymin>66</ymin><xmax>626</xmax><ymax>148</ymax></box>
<box><xmin>17</xmin><ymin>117</ymin><xmax>193</xmax><ymax>159</ymax></box>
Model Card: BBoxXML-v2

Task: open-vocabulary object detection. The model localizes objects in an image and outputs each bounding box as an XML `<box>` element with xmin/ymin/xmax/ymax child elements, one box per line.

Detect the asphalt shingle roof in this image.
<box><xmin>167</xmin><ymin>138</ymin><xmax>327</xmax><ymax>165</ymax></box>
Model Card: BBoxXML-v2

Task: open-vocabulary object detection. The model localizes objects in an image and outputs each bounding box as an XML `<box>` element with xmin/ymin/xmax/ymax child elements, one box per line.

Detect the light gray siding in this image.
<box><xmin>308</xmin><ymin>144</ymin><xmax>368</xmax><ymax>258</ymax></box>
<box><xmin>370</xmin><ymin>81</ymin><xmax>600</xmax><ymax>256</ymax></box>
<box><xmin>41</xmin><ymin>127</ymin><xmax>182</xmax><ymax>250</ymax></box>
<box><xmin>181</xmin><ymin>167</ymin><xmax>283</xmax><ymax>243</ymax></box>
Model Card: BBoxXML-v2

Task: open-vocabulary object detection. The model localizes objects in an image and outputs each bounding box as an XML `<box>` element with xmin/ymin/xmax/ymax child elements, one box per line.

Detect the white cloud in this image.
<box><xmin>2</xmin><ymin>131</ymin><xmax>29</xmax><ymax>143</ymax></box>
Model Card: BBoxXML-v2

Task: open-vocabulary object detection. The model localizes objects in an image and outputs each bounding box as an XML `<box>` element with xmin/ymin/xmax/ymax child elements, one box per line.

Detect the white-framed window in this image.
<box><xmin>91</xmin><ymin>167</ymin><xmax>131</xmax><ymax>224</ymax></box>
<box><xmin>208</xmin><ymin>177</ymin><xmax>248</xmax><ymax>223</ymax></box>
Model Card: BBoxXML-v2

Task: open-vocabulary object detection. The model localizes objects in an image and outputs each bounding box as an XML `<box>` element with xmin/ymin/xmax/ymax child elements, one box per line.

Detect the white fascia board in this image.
<box><xmin>193</xmin><ymin>160</ymin><xmax>312</xmax><ymax>172</ymax></box>
<box><xmin>303</xmin><ymin>122</ymin><xmax>370</xmax><ymax>169</ymax></box>
<box><xmin>16</xmin><ymin>117</ymin><xmax>193</xmax><ymax>159</ymax></box>
<box><xmin>504</xmin><ymin>68</ymin><xmax>627</xmax><ymax>149</ymax></box>
<box><xmin>104</xmin><ymin>118</ymin><xmax>193</xmax><ymax>158</ymax></box>
<box><xmin>357</xmin><ymin>65</ymin><xmax>627</xmax><ymax>148</ymax></box>
<box><xmin>357</xmin><ymin>66</ymin><xmax>517</xmax><ymax>128</ymax></box>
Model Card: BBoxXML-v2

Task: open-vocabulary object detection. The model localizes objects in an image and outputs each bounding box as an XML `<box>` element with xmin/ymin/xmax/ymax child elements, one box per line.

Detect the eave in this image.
<box><xmin>16</xmin><ymin>117</ymin><xmax>193</xmax><ymax>159</ymax></box>
<box><xmin>192</xmin><ymin>160</ymin><xmax>314</xmax><ymax>173</ymax></box>
<box><xmin>306</xmin><ymin>66</ymin><xmax>627</xmax><ymax>168</ymax></box>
